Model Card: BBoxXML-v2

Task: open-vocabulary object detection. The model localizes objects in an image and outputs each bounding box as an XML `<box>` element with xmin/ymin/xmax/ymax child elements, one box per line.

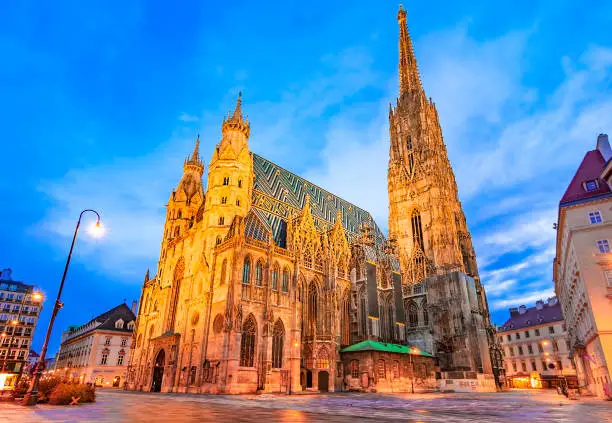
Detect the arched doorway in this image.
<box><xmin>306</xmin><ymin>370</ymin><xmax>313</xmax><ymax>388</ymax></box>
<box><xmin>151</xmin><ymin>349</ymin><xmax>165</xmax><ymax>392</ymax></box>
<box><xmin>112</xmin><ymin>376</ymin><xmax>121</xmax><ymax>388</ymax></box>
<box><xmin>318</xmin><ymin>371</ymin><xmax>329</xmax><ymax>392</ymax></box>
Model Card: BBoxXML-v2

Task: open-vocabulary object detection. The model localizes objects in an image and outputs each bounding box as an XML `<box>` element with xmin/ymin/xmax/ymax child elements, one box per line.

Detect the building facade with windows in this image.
<box><xmin>498</xmin><ymin>298</ymin><xmax>576</xmax><ymax>389</ymax></box>
<box><xmin>0</xmin><ymin>268</ymin><xmax>43</xmax><ymax>391</ymax></box>
<box><xmin>126</xmin><ymin>6</ymin><xmax>496</xmax><ymax>395</ymax></box>
<box><xmin>54</xmin><ymin>303</ymin><xmax>136</xmax><ymax>388</ymax></box>
<box><xmin>554</xmin><ymin>133</ymin><xmax>612</xmax><ymax>398</ymax></box>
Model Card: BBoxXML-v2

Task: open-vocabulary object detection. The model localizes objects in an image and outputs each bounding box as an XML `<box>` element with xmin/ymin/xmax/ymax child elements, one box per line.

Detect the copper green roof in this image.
<box><xmin>340</xmin><ymin>340</ymin><xmax>434</xmax><ymax>357</ymax></box>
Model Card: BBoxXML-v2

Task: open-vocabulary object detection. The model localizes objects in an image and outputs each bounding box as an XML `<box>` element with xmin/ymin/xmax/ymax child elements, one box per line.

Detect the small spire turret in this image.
<box><xmin>222</xmin><ymin>92</ymin><xmax>250</xmax><ymax>138</ymax></box>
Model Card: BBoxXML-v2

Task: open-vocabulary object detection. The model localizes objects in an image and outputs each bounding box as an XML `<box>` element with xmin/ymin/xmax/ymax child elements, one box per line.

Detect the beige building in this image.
<box><xmin>54</xmin><ymin>303</ymin><xmax>136</xmax><ymax>388</ymax></box>
<box><xmin>498</xmin><ymin>298</ymin><xmax>576</xmax><ymax>389</ymax></box>
<box><xmin>554</xmin><ymin>133</ymin><xmax>612</xmax><ymax>398</ymax></box>
<box><xmin>0</xmin><ymin>269</ymin><xmax>43</xmax><ymax>391</ymax></box>
<box><xmin>126</xmin><ymin>6</ymin><xmax>495</xmax><ymax>395</ymax></box>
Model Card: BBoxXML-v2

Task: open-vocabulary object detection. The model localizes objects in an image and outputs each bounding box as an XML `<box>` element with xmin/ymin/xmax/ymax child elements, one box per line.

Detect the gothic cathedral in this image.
<box><xmin>126</xmin><ymin>6</ymin><xmax>500</xmax><ymax>394</ymax></box>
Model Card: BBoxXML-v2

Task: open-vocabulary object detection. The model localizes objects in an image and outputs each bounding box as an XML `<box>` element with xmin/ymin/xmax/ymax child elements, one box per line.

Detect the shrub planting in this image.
<box><xmin>48</xmin><ymin>382</ymin><xmax>96</xmax><ymax>405</ymax></box>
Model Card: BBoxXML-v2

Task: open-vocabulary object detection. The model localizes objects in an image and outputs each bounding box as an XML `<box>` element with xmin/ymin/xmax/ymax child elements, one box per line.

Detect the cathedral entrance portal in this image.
<box><xmin>151</xmin><ymin>349</ymin><xmax>165</xmax><ymax>392</ymax></box>
<box><xmin>318</xmin><ymin>371</ymin><xmax>329</xmax><ymax>392</ymax></box>
<box><xmin>306</xmin><ymin>370</ymin><xmax>313</xmax><ymax>388</ymax></box>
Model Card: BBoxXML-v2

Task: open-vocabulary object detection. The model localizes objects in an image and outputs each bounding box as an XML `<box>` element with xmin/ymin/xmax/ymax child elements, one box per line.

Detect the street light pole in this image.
<box><xmin>23</xmin><ymin>209</ymin><xmax>101</xmax><ymax>406</ymax></box>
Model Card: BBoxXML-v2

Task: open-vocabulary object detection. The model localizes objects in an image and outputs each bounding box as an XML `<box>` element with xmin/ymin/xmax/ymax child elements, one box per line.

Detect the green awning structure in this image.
<box><xmin>340</xmin><ymin>340</ymin><xmax>434</xmax><ymax>357</ymax></box>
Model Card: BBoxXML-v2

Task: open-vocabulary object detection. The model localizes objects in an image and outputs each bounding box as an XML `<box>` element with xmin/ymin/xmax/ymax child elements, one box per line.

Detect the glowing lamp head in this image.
<box><xmin>32</xmin><ymin>292</ymin><xmax>43</xmax><ymax>301</ymax></box>
<box><xmin>411</xmin><ymin>347</ymin><xmax>420</xmax><ymax>354</ymax></box>
<box><xmin>10</xmin><ymin>320</ymin><xmax>18</xmax><ymax>326</ymax></box>
<box><xmin>89</xmin><ymin>220</ymin><xmax>104</xmax><ymax>238</ymax></box>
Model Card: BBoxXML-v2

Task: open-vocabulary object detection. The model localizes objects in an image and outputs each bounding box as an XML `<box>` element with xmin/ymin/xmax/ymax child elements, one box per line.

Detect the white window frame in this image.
<box><xmin>584</xmin><ymin>180</ymin><xmax>599</xmax><ymax>192</ymax></box>
<box><xmin>588</xmin><ymin>210</ymin><xmax>603</xmax><ymax>224</ymax></box>
<box><xmin>596</xmin><ymin>239</ymin><xmax>611</xmax><ymax>253</ymax></box>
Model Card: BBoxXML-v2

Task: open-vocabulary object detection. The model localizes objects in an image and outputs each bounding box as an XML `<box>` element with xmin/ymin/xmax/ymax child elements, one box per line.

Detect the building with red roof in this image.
<box><xmin>554</xmin><ymin>134</ymin><xmax>612</xmax><ymax>399</ymax></box>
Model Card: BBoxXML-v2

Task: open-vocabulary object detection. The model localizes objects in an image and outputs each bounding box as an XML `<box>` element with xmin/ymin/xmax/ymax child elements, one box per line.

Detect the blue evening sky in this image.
<box><xmin>1</xmin><ymin>1</ymin><xmax>612</xmax><ymax>355</ymax></box>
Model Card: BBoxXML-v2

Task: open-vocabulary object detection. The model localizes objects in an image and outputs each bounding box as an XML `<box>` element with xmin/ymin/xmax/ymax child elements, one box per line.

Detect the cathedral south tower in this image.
<box><xmin>388</xmin><ymin>5</ymin><xmax>479</xmax><ymax>285</ymax></box>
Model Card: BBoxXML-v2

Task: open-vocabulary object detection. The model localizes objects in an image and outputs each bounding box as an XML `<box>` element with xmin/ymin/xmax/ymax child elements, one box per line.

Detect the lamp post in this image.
<box><xmin>23</xmin><ymin>209</ymin><xmax>102</xmax><ymax>406</ymax></box>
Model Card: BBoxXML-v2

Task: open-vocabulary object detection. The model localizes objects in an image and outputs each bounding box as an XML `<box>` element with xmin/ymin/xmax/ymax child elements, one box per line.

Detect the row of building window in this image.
<box><xmin>0</xmin><ymin>349</ymin><xmax>27</xmax><ymax>359</ymax></box>
<box><xmin>506</xmin><ymin>339</ymin><xmax>566</xmax><ymax>357</ymax></box>
<box><xmin>0</xmin><ymin>314</ymin><xmax>36</xmax><ymax>324</ymax></box>
<box><xmin>100</xmin><ymin>352</ymin><xmax>126</xmax><ymax>366</ymax></box>
<box><xmin>509</xmin><ymin>358</ymin><xmax>571</xmax><ymax>373</ymax></box>
<box><xmin>222</xmin><ymin>177</ymin><xmax>242</xmax><ymax>187</ymax></box>
<box><xmin>239</xmin><ymin>315</ymin><xmax>284</xmax><ymax>369</ymax></box>
<box><xmin>241</xmin><ymin>258</ymin><xmax>290</xmax><ymax>292</ymax></box>
<box><xmin>502</xmin><ymin>325</ymin><xmax>563</xmax><ymax>342</ymax></box>
<box><xmin>104</xmin><ymin>336</ymin><xmax>129</xmax><ymax>347</ymax></box>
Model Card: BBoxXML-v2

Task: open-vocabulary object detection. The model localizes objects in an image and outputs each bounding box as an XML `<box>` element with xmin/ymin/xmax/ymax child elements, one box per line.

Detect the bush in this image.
<box><xmin>38</xmin><ymin>377</ymin><xmax>61</xmax><ymax>403</ymax></box>
<box><xmin>13</xmin><ymin>380</ymin><xmax>29</xmax><ymax>397</ymax></box>
<box><xmin>48</xmin><ymin>383</ymin><xmax>95</xmax><ymax>405</ymax></box>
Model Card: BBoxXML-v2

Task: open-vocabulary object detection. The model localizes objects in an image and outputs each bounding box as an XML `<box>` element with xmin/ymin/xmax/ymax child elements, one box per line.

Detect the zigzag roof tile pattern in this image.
<box><xmin>251</xmin><ymin>153</ymin><xmax>385</xmax><ymax>247</ymax></box>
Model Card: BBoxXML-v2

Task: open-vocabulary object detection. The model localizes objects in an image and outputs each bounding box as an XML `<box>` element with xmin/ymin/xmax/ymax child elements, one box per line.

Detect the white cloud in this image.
<box><xmin>491</xmin><ymin>289</ymin><xmax>556</xmax><ymax>311</ymax></box>
<box><xmin>178</xmin><ymin>113</ymin><xmax>200</xmax><ymax>122</ymax></box>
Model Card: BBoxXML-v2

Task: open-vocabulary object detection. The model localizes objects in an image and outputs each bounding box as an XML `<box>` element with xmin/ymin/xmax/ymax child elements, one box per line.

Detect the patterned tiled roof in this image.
<box><xmin>252</xmin><ymin>153</ymin><xmax>385</xmax><ymax>247</ymax></box>
<box><xmin>560</xmin><ymin>149</ymin><xmax>611</xmax><ymax>205</ymax></box>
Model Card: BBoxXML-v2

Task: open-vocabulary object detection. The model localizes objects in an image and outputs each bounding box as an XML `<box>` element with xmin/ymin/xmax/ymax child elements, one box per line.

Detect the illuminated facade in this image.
<box><xmin>126</xmin><ymin>6</ymin><xmax>494</xmax><ymax>394</ymax></box>
<box><xmin>554</xmin><ymin>134</ymin><xmax>612</xmax><ymax>398</ymax></box>
<box><xmin>498</xmin><ymin>298</ymin><xmax>577</xmax><ymax>389</ymax></box>
<box><xmin>0</xmin><ymin>269</ymin><xmax>43</xmax><ymax>391</ymax></box>
<box><xmin>54</xmin><ymin>303</ymin><xmax>136</xmax><ymax>388</ymax></box>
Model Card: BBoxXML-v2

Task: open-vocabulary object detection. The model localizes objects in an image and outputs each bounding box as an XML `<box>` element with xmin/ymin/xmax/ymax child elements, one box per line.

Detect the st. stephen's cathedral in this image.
<box><xmin>126</xmin><ymin>6</ymin><xmax>502</xmax><ymax>394</ymax></box>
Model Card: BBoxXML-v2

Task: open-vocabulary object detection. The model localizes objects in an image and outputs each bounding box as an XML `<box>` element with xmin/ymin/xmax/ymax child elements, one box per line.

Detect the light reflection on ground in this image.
<box><xmin>0</xmin><ymin>388</ymin><xmax>610</xmax><ymax>422</ymax></box>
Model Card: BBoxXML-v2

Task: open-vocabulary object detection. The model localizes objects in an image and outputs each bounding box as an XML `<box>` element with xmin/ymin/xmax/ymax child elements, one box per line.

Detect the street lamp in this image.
<box><xmin>23</xmin><ymin>209</ymin><xmax>102</xmax><ymax>406</ymax></box>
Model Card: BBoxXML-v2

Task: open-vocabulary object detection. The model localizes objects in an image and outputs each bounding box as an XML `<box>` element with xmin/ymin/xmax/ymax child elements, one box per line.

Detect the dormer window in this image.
<box><xmin>127</xmin><ymin>321</ymin><xmax>135</xmax><ymax>330</ymax></box>
<box><xmin>588</xmin><ymin>211</ymin><xmax>602</xmax><ymax>224</ymax></box>
<box><xmin>115</xmin><ymin>319</ymin><xmax>124</xmax><ymax>329</ymax></box>
<box><xmin>584</xmin><ymin>180</ymin><xmax>598</xmax><ymax>192</ymax></box>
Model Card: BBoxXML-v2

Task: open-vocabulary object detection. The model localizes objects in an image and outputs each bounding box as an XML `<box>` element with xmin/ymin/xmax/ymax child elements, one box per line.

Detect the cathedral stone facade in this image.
<box><xmin>126</xmin><ymin>6</ymin><xmax>497</xmax><ymax>394</ymax></box>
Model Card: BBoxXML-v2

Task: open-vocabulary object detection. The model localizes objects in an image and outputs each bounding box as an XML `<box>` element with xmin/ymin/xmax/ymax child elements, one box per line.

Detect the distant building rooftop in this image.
<box><xmin>499</xmin><ymin>297</ymin><xmax>564</xmax><ymax>332</ymax></box>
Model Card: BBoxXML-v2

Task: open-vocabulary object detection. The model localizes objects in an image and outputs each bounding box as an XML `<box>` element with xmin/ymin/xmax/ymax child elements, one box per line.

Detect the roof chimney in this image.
<box><xmin>131</xmin><ymin>300</ymin><xmax>138</xmax><ymax>315</ymax></box>
<box><xmin>1</xmin><ymin>268</ymin><xmax>12</xmax><ymax>280</ymax></box>
<box><xmin>509</xmin><ymin>307</ymin><xmax>519</xmax><ymax>316</ymax></box>
<box><xmin>519</xmin><ymin>305</ymin><xmax>527</xmax><ymax>315</ymax></box>
<box><xmin>535</xmin><ymin>300</ymin><xmax>544</xmax><ymax>310</ymax></box>
<box><xmin>597</xmin><ymin>133</ymin><xmax>611</xmax><ymax>161</ymax></box>
<box><xmin>547</xmin><ymin>297</ymin><xmax>558</xmax><ymax>306</ymax></box>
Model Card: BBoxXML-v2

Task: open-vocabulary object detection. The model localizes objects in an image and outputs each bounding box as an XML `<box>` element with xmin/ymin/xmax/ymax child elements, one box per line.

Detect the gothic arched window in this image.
<box><xmin>240</xmin><ymin>315</ymin><xmax>257</xmax><ymax>367</ymax></box>
<box><xmin>316</xmin><ymin>347</ymin><xmax>329</xmax><ymax>369</ymax></box>
<box><xmin>255</xmin><ymin>260</ymin><xmax>263</xmax><ymax>287</ymax></box>
<box><xmin>242</xmin><ymin>257</ymin><xmax>251</xmax><ymax>284</ymax></box>
<box><xmin>407</xmin><ymin>136</ymin><xmax>415</xmax><ymax>176</ymax></box>
<box><xmin>218</xmin><ymin>216</ymin><xmax>225</xmax><ymax>225</ymax></box>
<box><xmin>307</xmin><ymin>282</ymin><xmax>319</xmax><ymax>336</ymax></box>
<box><xmin>220</xmin><ymin>259</ymin><xmax>227</xmax><ymax>285</ymax></box>
<box><xmin>216</xmin><ymin>236</ymin><xmax>222</xmax><ymax>245</ymax></box>
<box><xmin>422</xmin><ymin>303</ymin><xmax>429</xmax><ymax>326</ymax></box>
<box><xmin>271</xmin><ymin>319</ymin><xmax>285</xmax><ymax>369</ymax></box>
<box><xmin>408</xmin><ymin>301</ymin><xmax>419</xmax><ymax>328</ymax></box>
<box><xmin>411</xmin><ymin>210</ymin><xmax>424</xmax><ymax>250</ymax></box>
<box><xmin>282</xmin><ymin>268</ymin><xmax>290</xmax><ymax>293</ymax></box>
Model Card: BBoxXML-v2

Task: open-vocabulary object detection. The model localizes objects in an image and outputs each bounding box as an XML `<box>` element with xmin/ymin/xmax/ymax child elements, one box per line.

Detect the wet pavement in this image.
<box><xmin>0</xmin><ymin>388</ymin><xmax>611</xmax><ymax>422</ymax></box>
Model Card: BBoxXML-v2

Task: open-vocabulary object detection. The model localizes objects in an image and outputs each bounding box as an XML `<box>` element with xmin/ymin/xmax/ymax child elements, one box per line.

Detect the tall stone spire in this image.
<box><xmin>397</xmin><ymin>5</ymin><xmax>423</xmax><ymax>95</ymax></box>
<box><xmin>184</xmin><ymin>134</ymin><xmax>204</xmax><ymax>171</ymax></box>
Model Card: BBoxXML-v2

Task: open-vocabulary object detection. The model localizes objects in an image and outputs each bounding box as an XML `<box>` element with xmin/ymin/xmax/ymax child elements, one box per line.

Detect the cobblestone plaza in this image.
<box><xmin>1</xmin><ymin>389</ymin><xmax>611</xmax><ymax>422</ymax></box>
